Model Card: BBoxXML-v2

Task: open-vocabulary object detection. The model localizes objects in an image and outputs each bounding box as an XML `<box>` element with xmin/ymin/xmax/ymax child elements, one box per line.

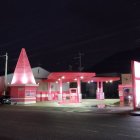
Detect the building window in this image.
<box><xmin>25</xmin><ymin>90</ymin><xmax>36</xmax><ymax>97</ymax></box>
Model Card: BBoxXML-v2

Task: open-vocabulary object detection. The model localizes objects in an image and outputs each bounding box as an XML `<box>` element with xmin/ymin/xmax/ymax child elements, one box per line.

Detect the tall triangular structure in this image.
<box><xmin>11</xmin><ymin>48</ymin><xmax>36</xmax><ymax>85</ymax></box>
<box><xmin>10</xmin><ymin>48</ymin><xmax>38</xmax><ymax>104</ymax></box>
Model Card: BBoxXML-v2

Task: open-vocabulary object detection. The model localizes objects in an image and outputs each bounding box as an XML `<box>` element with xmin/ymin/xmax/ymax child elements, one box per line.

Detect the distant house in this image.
<box><xmin>32</xmin><ymin>67</ymin><xmax>50</xmax><ymax>79</ymax></box>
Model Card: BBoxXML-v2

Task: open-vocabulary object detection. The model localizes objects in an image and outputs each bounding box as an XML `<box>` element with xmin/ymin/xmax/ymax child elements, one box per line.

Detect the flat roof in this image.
<box><xmin>43</xmin><ymin>72</ymin><xmax>120</xmax><ymax>83</ymax></box>
<box><xmin>44</xmin><ymin>72</ymin><xmax>96</xmax><ymax>82</ymax></box>
<box><xmin>83</xmin><ymin>77</ymin><xmax>120</xmax><ymax>82</ymax></box>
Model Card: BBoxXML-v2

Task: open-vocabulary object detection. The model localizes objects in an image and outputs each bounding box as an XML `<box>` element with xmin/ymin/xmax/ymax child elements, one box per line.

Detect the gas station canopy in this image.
<box><xmin>44</xmin><ymin>72</ymin><xmax>96</xmax><ymax>82</ymax></box>
<box><xmin>43</xmin><ymin>72</ymin><xmax>120</xmax><ymax>83</ymax></box>
<box><xmin>84</xmin><ymin>77</ymin><xmax>120</xmax><ymax>82</ymax></box>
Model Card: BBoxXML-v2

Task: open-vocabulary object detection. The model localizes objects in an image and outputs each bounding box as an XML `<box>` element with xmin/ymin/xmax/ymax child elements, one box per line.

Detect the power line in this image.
<box><xmin>74</xmin><ymin>52</ymin><xmax>84</xmax><ymax>72</ymax></box>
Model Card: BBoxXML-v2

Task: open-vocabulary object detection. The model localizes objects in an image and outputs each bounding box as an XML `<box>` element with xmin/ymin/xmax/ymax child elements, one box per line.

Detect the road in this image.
<box><xmin>0</xmin><ymin>105</ymin><xmax>139</xmax><ymax>140</ymax></box>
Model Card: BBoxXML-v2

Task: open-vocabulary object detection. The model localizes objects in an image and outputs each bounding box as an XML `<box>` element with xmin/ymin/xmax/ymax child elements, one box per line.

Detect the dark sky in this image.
<box><xmin>0</xmin><ymin>0</ymin><xmax>140</xmax><ymax>74</ymax></box>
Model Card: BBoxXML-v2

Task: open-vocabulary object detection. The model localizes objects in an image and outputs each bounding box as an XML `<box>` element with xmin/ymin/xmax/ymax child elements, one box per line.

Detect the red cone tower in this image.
<box><xmin>10</xmin><ymin>48</ymin><xmax>38</xmax><ymax>104</ymax></box>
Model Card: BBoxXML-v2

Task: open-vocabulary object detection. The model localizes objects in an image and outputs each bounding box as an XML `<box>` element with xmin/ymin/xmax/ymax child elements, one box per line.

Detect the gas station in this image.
<box><xmin>43</xmin><ymin>72</ymin><xmax>96</xmax><ymax>104</ymax></box>
<box><xmin>6</xmin><ymin>48</ymin><xmax>120</xmax><ymax>104</ymax></box>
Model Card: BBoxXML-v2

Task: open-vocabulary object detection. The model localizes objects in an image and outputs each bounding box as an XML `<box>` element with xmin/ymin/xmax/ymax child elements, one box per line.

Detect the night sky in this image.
<box><xmin>0</xmin><ymin>0</ymin><xmax>140</xmax><ymax>74</ymax></box>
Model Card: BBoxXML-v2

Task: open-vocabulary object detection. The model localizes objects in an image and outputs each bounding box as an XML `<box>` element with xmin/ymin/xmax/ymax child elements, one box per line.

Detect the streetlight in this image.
<box><xmin>0</xmin><ymin>53</ymin><xmax>8</xmax><ymax>95</ymax></box>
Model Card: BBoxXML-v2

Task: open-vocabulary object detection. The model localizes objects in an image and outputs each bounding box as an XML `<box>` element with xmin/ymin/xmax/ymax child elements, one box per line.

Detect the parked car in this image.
<box><xmin>0</xmin><ymin>95</ymin><xmax>11</xmax><ymax>104</ymax></box>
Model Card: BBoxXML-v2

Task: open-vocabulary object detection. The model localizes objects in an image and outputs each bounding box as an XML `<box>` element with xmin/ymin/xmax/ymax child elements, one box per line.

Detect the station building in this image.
<box><xmin>118</xmin><ymin>74</ymin><xmax>133</xmax><ymax>104</ymax></box>
<box><xmin>0</xmin><ymin>48</ymin><xmax>120</xmax><ymax>104</ymax></box>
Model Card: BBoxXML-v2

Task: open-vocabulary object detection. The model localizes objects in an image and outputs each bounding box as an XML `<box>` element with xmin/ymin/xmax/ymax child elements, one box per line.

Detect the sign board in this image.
<box><xmin>132</xmin><ymin>61</ymin><xmax>140</xmax><ymax>109</ymax></box>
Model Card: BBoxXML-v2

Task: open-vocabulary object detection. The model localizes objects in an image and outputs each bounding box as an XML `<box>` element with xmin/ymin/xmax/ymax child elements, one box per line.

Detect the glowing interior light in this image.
<box><xmin>80</xmin><ymin>76</ymin><xmax>84</xmax><ymax>79</ymax></box>
<box><xmin>62</xmin><ymin>76</ymin><xmax>65</xmax><ymax>79</ymax></box>
<box><xmin>88</xmin><ymin>81</ymin><xmax>90</xmax><ymax>83</ymax></box>
<box><xmin>135</xmin><ymin>80</ymin><xmax>140</xmax><ymax>107</ymax></box>
<box><xmin>74</xmin><ymin>78</ymin><xmax>77</xmax><ymax>81</ymax></box>
<box><xmin>110</xmin><ymin>80</ymin><xmax>113</xmax><ymax>83</ymax></box>
<box><xmin>133</xmin><ymin>61</ymin><xmax>140</xmax><ymax>108</ymax></box>
<box><xmin>91</xmin><ymin>80</ymin><xmax>94</xmax><ymax>82</ymax></box>
<box><xmin>56</xmin><ymin>81</ymin><xmax>58</xmax><ymax>83</ymax></box>
<box><xmin>134</xmin><ymin>61</ymin><xmax>140</xmax><ymax>78</ymax></box>
<box><xmin>67</xmin><ymin>82</ymin><xmax>70</xmax><ymax>84</ymax></box>
<box><xmin>58</xmin><ymin>78</ymin><xmax>61</xmax><ymax>81</ymax></box>
<box><xmin>106</xmin><ymin>81</ymin><xmax>108</xmax><ymax>83</ymax></box>
<box><xmin>22</xmin><ymin>73</ymin><xmax>28</xmax><ymax>84</ymax></box>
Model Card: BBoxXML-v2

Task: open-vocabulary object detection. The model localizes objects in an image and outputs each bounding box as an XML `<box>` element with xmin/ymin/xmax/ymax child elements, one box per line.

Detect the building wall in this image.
<box><xmin>51</xmin><ymin>82</ymin><xmax>69</xmax><ymax>91</ymax></box>
<box><xmin>37</xmin><ymin>81</ymin><xmax>48</xmax><ymax>91</ymax></box>
<box><xmin>121</xmin><ymin>74</ymin><xmax>132</xmax><ymax>85</ymax></box>
<box><xmin>37</xmin><ymin>82</ymin><xmax>69</xmax><ymax>92</ymax></box>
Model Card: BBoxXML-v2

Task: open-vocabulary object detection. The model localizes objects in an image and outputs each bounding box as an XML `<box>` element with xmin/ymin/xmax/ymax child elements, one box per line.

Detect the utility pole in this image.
<box><xmin>0</xmin><ymin>53</ymin><xmax>8</xmax><ymax>95</ymax></box>
<box><xmin>74</xmin><ymin>52</ymin><xmax>84</xmax><ymax>71</ymax></box>
<box><xmin>4</xmin><ymin>53</ymin><xmax>8</xmax><ymax>95</ymax></box>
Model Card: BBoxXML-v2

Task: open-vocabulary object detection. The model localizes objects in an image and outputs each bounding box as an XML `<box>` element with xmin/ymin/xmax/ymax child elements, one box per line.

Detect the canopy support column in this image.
<box><xmin>96</xmin><ymin>81</ymin><xmax>99</xmax><ymax>99</ymax></box>
<box><xmin>100</xmin><ymin>81</ymin><xmax>104</xmax><ymax>100</ymax></box>
<box><xmin>96</xmin><ymin>81</ymin><xmax>104</xmax><ymax>100</ymax></box>
<box><xmin>58</xmin><ymin>79</ymin><xmax>63</xmax><ymax>102</ymax></box>
<box><xmin>77</xmin><ymin>77</ymin><xmax>82</xmax><ymax>102</ymax></box>
<box><xmin>48</xmin><ymin>82</ymin><xmax>52</xmax><ymax>100</ymax></box>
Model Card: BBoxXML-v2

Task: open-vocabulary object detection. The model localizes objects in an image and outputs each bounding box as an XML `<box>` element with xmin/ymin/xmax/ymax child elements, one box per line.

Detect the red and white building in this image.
<box><xmin>118</xmin><ymin>74</ymin><xmax>132</xmax><ymax>103</ymax></box>
<box><xmin>10</xmin><ymin>48</ymin><xmax>38</xmax><ymax>104</ymax></box>
<box><xmin>0</xmin><ymin>48</ymin><xmax>120</xmax><ymax>104</ymax></box>
<box><xmin>118</xmin><ymin>61</ymin><xmax>140</xmax><ymax>110</ymax></box>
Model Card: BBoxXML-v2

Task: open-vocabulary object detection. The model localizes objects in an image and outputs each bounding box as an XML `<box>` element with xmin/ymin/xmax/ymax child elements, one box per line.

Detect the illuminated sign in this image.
<box><xmin>132</xmin><ymin>61</ymin><xmax>140</xmax><ymax>109</ymax></box>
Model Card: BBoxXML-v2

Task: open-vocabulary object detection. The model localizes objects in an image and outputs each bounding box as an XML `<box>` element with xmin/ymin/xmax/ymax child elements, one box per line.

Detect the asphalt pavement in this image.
<box><xmin>0</xmin><ymin>103</ymin><xmax>139</xmax><ymax>140</ymax></box>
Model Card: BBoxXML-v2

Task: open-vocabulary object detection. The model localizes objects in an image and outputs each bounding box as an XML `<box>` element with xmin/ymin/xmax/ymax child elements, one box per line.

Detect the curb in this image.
<box><xmin>130</xmin><ymin>111</ymin><xmax>140</xmax><ymax>116</ymax></box>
